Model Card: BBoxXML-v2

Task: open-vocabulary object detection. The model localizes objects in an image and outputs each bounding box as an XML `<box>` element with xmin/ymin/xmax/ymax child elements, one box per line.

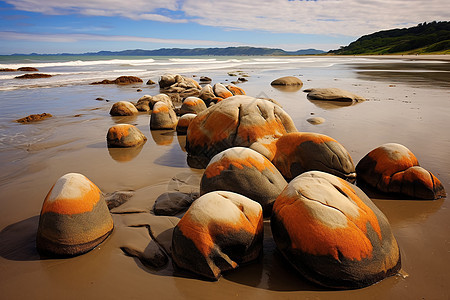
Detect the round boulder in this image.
<box><xmin>150</xmin><ymin>102</ymin><xmax>178</xmax><ymax>130</ymax></box>
<box><xmin>226</xmin><ymin>85</ymin><xmax>246</xmax><ymax>96</ymax></box>
<box><xmin>149</xmin><ymin>93</ymin><xmax>173</xmax><ymax>109</ymax></box>
<box><xmin>304</xmin><ymin>88</ymin><xmax>365</xmax><ymax>102</ymax></box>
<box><xmin>271</xmin><ymin>76</ymin><xmax>303</xmax><ymax>86</ymax></box>
<box><xmin>200</xmin><ymin>147</ymin><xmax>287</xmax><ymax>216</ymax></box>
<box><xmin>107</xmin><ymin>124</ymin><xmax>147</xmax><ymax>147</ymax></box>
<box><xmin>271</xmin><ymin>132</ymin><xmax>356</xmax><ymax>181</ymax></box>
<box><xmin>179</xmin><ymin>97</ymin><xmax>207</xmax><ymax>115</ymax></box>
<box><xmin>271</xmin><ymin>171</ymin><xmax>401</xmax><ymax>289</ymax></box>
<box><xmin>172</xmin><ymin>191</ymin><xmax>263</xmax><ymax>280</ymax></box>
<box><xmin>199</xmin><ymin>84</ymin><xmax>216</xmax><ymax>105</ymax></box>
<box><xmin>36</xmin><ymin>173</ymin><xmax>114</xmax><ymax>256</ymax></box>
<box><xmin>110</xmin><ymin>101</ymin><xmax>138</xmax><ymax>116</ymax></box>
<box><xmin>176</xmin><ymin>113</ymin><xmax>197</xmax><ymax>135</ymax></box>
<box><xmin>186</xmin><ymin>95</ymin><xmax>297</xmax><ymax>168</ymax></box>
<box><xmin>213</xmin><ymin>83</ymin><xmax>233</xmax><ymax>99</ymax></box>
<box><xmin>135</xmin><ymin>95</ymin><xmax>152</xmax><ymax>112</ymax></box>
<box><xmin>356</xmin><ymin>143</ymin><xmax>445</xmax><ymax>199</ymax></box>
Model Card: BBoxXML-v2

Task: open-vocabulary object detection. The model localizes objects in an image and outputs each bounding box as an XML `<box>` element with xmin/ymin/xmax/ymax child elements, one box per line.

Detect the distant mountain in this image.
<box><xmin>13</xmin><ymin>46</ymin><xmax>325</xmax><ymax>56</ymax></box>
<box><xmin>329</xmin><ymin>21</ymin><xmax>450</xmax><ymax>55</ymax></box>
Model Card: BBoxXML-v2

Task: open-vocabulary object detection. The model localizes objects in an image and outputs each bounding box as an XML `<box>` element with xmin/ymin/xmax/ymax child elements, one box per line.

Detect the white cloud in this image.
<box><xmin>0</xmin><ymin>31</ymin><xmax>238</xmax><ymax>46</ymax></box>
<box><xmin>5</xmin><ymin>0</ymin><xmax>450</xmax><ymax>36</ymax></box>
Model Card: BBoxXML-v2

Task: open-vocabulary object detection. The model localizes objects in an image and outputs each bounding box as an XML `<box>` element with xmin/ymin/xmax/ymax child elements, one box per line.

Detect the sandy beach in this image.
<box><xmin>0</xmin><ymin>55</ymin><xmax>449</xmax><ymax>299</ymax></box>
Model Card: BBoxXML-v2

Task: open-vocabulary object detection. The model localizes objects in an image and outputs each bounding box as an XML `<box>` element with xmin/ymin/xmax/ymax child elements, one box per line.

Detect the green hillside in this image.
<box><xmin>329</xmin><ymin>21</ymin><xmax>450</xmax><ymax>55</ymax></box>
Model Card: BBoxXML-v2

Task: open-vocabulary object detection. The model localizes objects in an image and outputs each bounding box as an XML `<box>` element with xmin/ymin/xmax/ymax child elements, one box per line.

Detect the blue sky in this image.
<box><xmin>0</xmin><ymin>0</ymin><xmax>449</xmax><ymax>54</ymax></box>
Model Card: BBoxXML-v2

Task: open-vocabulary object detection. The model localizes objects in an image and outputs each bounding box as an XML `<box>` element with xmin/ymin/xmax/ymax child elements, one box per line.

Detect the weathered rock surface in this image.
<box><xmin>36</xmin><ymin>173</ymin><xmax>114</xmax><ymax>256</ymax></box>
<box><xmin>200</xmin><ymin>147</ymin><xmax>287</xmax><ymax>216</ymax></box>
<box><xmin>186</xmin><ymin>95</ymin><xmax>297</xmax><ymax>168</ymax></box>
<box><xmin>149</xmin><ymin>93</ymin><xmax>173</xmax><ymax>109</ymax></box>
<box><xmin>107</xmin><ymin>124</ymin><xmax>147</xmax><ymax>148</ymax></box>
<box><xmin>271</xmin><ymin>171</ymin><xmax>401</xmax><ymax>289</ymax></box>
<box><xmin>356</xmin><ymin>143</ymin><xmax>446</xmax><ymax>199</ymax></box>
<box><xmin>213</xmin><ymin>83</ymin><xmax>233</xmax><ymax>99</ymax></box>
<box><xmin>135</xmin><ymin>95</ymin><xmax>152</xmax><ymax>112</ymax></box>
<box><xmin>176</xmin><ymin>113</ymin><xmax>197</xmax><ymax>135</ymax></box>
<box><xmin>91</xmin><ymin>76</ymin><xmax>143</xmax><ymax>85</ymax></box>
<box><xmin>172</xmin><ymin>191</ymin><xmax>263</xmax><ymax>280</ymax></box>
<box><xmin>150</xmin><ymin>102</ymin><xmax>178</xmax><ymax>130</ymax></box>
<box><xmin>179</xmin><ymin>97</ymin><xmax>207</xmax><ymax>115</ymax></box>
<box><xmin>271</xmin><ymin>132</ymin><xmax>356</xmax><ymax>181</ymax></box>
<box><xmin>15</xmin><ymin>73</ymin><xmax>52</xmax><ymax>79</ymax></box>
<box><xmin>226</xmin><ymin>85</ymin><xmax>246</xmax><ymax>96</ymax></box>
<box><xmin>109</xmin><ymin>101</ymin><xmax>139</xmax><ymax>116</ymax></box>
<box><xmin>198</xmin><ymin>84</ymin><xmax>216</xmax><ymax>105</ymax></box>
<box><xmin>304</xmin><ymin>88</ymin><xmax>365</xmax><ymax>102</ymax></box>
<box><xmin>15</xmin><ymin>113</ymin><xmax>52</xmax><ymax>123</ymax></box>
<box><xmin>159</xmin><ymin>74</ymin><xmax>201</xmax><ymax>99</ymax></box>
<box><xmin>271</xmin><ymin>76</ymin><xmax>303</xmax><ymax>86</ymax></box>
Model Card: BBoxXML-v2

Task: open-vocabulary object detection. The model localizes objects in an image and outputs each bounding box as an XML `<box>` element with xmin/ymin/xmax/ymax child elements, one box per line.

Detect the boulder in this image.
<box><xmin>179</xmin><ymin>97</ymin><xmax>207</xmax><ymax>115</ymax></box>
<box><xmin>200</xmin><ymin>147</ymin><xmax>287</xmax><ymax>216</ymax></box>
<box><xmin>271</xmin><ymin>132</ymin><xmax>356</xmax><ymax>181</ymax></box>
<box><xmin>159</xmin><ymin>74</ymin><xmax>201</xmax><ymax>99</ymax></box>
<box><xmin>200</xmin><ymin>76</ymin><xmax>212</xmax><ymax>82</ymax></box>
<box><xmin>176</xmin><ymin>113</ymin><xmax>197</xmax><ymax>135</ymax></box>
<box><xmin>0</xmin><ymin>68</ymin><xmax>17</xmax><ymax>72</ymax></box>
<box><xmin>15</xmin><ymin>73</ymin><xmax>52</xmax><ymax>79</ymax></box>
<box><xmin>304</xmin><ymin>88</ymin><xmax>365</xmax><ymax>102</ymax></box>
<box><xmin>356</xmin><ymin>143</ymin><xmax>445</xmax><ymax>199</ymax></box>
<box><xmin>135</xmin><ymin>95</ymin><xmax>153</xmax><ymax>112</ymax></box>
<box><xmin>149</xmin><ymin>93</ymin><xmax>173</xmax><ymax>109</ymax></box>
<box><xmin>146</xmin><ymin>79</ymin><xmax>156</xmax><ymax>85</ymax></box>
<box><xmin>271</xmin><ymin>171</ymin><xmax>401</xmax><ymax>289</ymax></box>
<box><xmin>172</xmin><ymin>191</ymin><xmax>263</xmax><ymax>280</ymax></box>
<box><xmin>36</xmin><ymin>173</ymin><xmax>114</xmax><ymax>256</ymax></box>
<box><xmin>106</xmin><ymin>124</ymin><xmax>147</xmax><ymax>147</ymax></box>
<box><xmin>186</xmin><ymin>95</ymin><xmax>297</xmax><ymax>168</ymax></box>
<box><xmin>15</xmin><ymin>113</ymin><xmax>52</xmax><ymax>123</ymax></box>
<box><xmin>91</xmin><ymin>76</ymin><xmax>143</xmax><ymax>85</ymax></box>
<box><xmin>153</xmin><ymin>192</ymin><xmax>198</xmax><ymax>216</ymax></box>
<box><xmin>213</xmin><ymin>83</ymin><xmax>233</xmax><ymax>99</ymax></box>
<box><xmin>109</xmin><ymin>101</ymin><xmax>138</xmax><ymax>116</ymax></box>
<box><xmin>226</xmin><ymin>85</ymin><xmax>246</xmax><ymax>96</ymax></box>
<box><xmin>150</xmin><ymin>102</ymin><xmax>178</xmax><ymax>130</ymax></box>
<box><xmin>199</xmin><ymin>84</ymin><xmax>216</xmax><ymax>104</ymax></box>
<box><xmin>271</xmin><ymin>76</ymin><xmax>303</xmax><ymax>86</ymax></box>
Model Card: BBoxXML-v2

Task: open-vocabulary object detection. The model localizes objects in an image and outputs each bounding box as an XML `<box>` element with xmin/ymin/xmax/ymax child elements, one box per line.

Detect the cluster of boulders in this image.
<box><xmin>34</xmin><ymin>73</ymin><xmax>446</xmax><ymax>291</ymax></box>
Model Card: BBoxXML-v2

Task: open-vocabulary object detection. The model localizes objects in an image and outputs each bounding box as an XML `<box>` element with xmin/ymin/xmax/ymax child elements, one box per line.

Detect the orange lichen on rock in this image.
<box><xmin>41</xmin><ymin>173</ymin><xmax>102</xmax><ymax>215</ymax></box>
<box><xmin>213</xmin><ymin>83</ymin><xmax>233</xmax><ymax>99</ymax></box>
<box><xmin>227</xmin><ymin>85</ymin><xmax>246</xmax><ymax>95</ymax></box>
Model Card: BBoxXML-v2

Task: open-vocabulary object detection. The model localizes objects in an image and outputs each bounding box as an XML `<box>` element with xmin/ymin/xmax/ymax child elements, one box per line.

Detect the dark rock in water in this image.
<box><xmin>238</xmin><ymin>77</ymin><xmax>248</xmax><ymax>82</ymax></box>
<box><xmin>95</xmin><ymin>97</ymin><xmax>104</xmax><ymax>101</ymax></box>
<box><xmin>146</xmin><ymin>79</ymin><xmax>156</xmax><ymax>85</ymax></box>
<box><xmin>172</xmin><ymin>191</ymin><xmax>263</xmax><ymax>280</ymax></box>
<box><xmin>199</xmin><ymin>76</ymin><xmax>212</xmax><ymax>82</ymax></box>
<box><xmin>91</xmin><ymin>76</ymin><xmax>143</xmax><ymax>85</ymax></box>
<box><xmin>17</xmin><ymin>67</ymin><xmax>39</xmax><ymax>71</ymax></box>
<box><xmin>271</xmin><ymin>171</ymin><xmax>401</xmax><ymax>289</ymax></box>
<box><xmin>0</xmin><ymin>68</ymin><xmax>17</xmax><ymax>72</ymax></box>
<box><xmin>200</xmin><ymin>147</ymin><xmax>287</xmax><ymax>216</ymax></box>
<box><xmin>271</xmin><ymin>76</ymin><xmax>302</xmax><ymax>86</ymax></box>
<box><xmin>15</xmin><ymin>113</ymin><xmax>53</xmax><ymax>123</ymax></box>
<box><xmin>36</xmin><ymin>173</ymin><xmax>113</xmax><ymax>257</ymax></box>
<box><xmin>304</xmin><ymin>88</ymin><xmax>365</xmax><ymax>102</ymax></box>
<box><xmin>153</xmin><ymin>192</ymin><xmax>198</xmax><ymax>216</ymax></box>
<box><xmin>356</xmin><ymin>143</ymin><xmax>446</xmax><ymax>200</ymax></box>
<box><xmin>15</xmin><ymin>73</ymin><xmax>52</xmax><ymax>79</ymax></box>
<box><xmin>104</xmin><ymin>191</ymin><xmax>135</xmax><ymax>210</ymax></box>
<box><xmin>137</xmin><ymin>89</ymin><xmax>142</xmax><ymax>92</ymax></box>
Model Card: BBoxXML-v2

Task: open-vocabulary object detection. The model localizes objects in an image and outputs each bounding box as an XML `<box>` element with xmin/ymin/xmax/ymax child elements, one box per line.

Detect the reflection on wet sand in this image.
<box><xmin>271</xmin><ymin>85</ymin><xmax>303</xmax><ymax>93</ymax></box>
<box><xmin>150</xmin><ymin>130</ymin><xmax>175</xmax><ymax>146</ymax></box>
<box><xmin>111</xmin><ymin>115</ymin><xmax>138</xmax><ymax>124</ymax></box>
<box><xmin>176</xmin><ymin>134</ymin><xmax>186</xmax><ymax>152</ymax></box>
<box><xmin>107</xmin><ymin>143</ymin><xmax>145</xmax><ymax>162</ymax></box>
<box><xmin>307</xmin><ymin>98</ymin><xmax>357</xmax><ymax>110</ymax></box>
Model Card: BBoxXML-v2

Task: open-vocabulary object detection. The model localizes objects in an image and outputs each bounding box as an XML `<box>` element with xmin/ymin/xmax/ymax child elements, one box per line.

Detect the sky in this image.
<box><xmin>0</xmin><ymin>0</ymin><xmax>449</xmax><ymax>55</ymax></box>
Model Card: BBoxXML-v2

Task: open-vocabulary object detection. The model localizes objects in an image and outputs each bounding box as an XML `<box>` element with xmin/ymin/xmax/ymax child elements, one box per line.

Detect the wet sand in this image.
<box><xmin>0</xmin><ymin>56</ymin><xmax>449</xmax><ymax>299</ymax></box>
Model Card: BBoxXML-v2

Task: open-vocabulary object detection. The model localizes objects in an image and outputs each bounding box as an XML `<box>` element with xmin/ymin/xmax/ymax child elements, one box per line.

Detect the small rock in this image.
<box><xmin>15</xmin><ymin>73</ymin><xmax>52</xmax><ymax>79</ymax></box>
<box><xmin>109</xmin><ymin>101</ymin><xmax>139</xmax><ymax>116</ymax></box>
<box><xmin>306</xmin><ymin>117</ymin><xmax>325</xmax><ymax>125</ymax></box>
<box><xmin>106</xmin><ymin>124</ymin><xmax>147</xmax><ymax>147</ymax></box>
<box><xmin>199</xmin><ymin>76</ymin><xmax>212</xmax><ymax>82</ymax></box>
<box><xmin>137</xmin><ymin>89</ymin><xmax>142</xmax><ymax>92</ymax></box>
<box><xmin>146</xmin><ymin>79</ymin><xmax>156</xmax><ymax>85</ymax></box>
<box><xmin>15</xmin><ymin>113</ymin><xmax>52</xmax><ymax>123</ymax></box>
<box><xmin>17</xmin><ymin>67</ymin><xmax>39</xmax><ymax>71</ymax></box>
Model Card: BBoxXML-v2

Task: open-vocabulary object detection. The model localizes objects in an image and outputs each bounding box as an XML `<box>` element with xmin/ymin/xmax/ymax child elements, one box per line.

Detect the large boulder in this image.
<box><xmin>149</xmin><ymin>93</ymin><xmax>173</xmax><ymax>109</ymax></box>
<box><xmin>172</xmin><ymin>191</ymin><xmax>263</xmax><ymax>280</ymax></box>
<box><xmin>271</xmin><ymin>132</ymin><xmax>356</xmax><ymax>181</ymax></box>
<box><xmin>135</xmin><ymin>95</ymin><xmax>153</xmax><ymax>112</ymax></box>
<box><xmin>109</xmin><ymin>101</ymin><xmax>138</xmax><ymax>116</ymax></box>
<box><xmin>186</xmin><ymin>95</ymin><xmax>297</xmax><ymax>168</ymax></box>
<box><xmin>213</xmin><ymin>83</ymin><xmax>233</xmax><ymax>99</ymax></box>
<box><xmin>179</xmin><ymin>97</ymin><xmax>207</xmax><ymax>115</ymax></box>
<box><xmin>200</xmin><ymin>147</ymin><xmax>287</xmax><ymax>216</ymax></box>
<box><xmin>106</xmin><ymin>124</ymin><xmax>147</xmax><ymax>147</ymax></box>
<box><xmin>199</xmin><ymin>84</ymin><xmax>216</xmax><ymax>105</ymax></box>
<box><xmin>271</xmin><ymin>171</ymin><xmax>401</xmax><ymax>289</ymax></box>
<box><xmin>356</xmin><ymin>143</ymin><xmax>445</xmax><ymax>199</ymax></box>
<box><xmin>176</xmin><ymin>113</ymin><xmax>197</xmax><ymax>135</ymax></box>
<box><xmin>36</xmin><ymin>173</ymin><xmax>113</xmax><ymax>256</ymax></box>
<box><xmin>304</xmin><ymin>88</ymin><xmax>365</xmax><ymax>102</ymax></box>
<box><xmin>271</xmin><ymin>76</ymin><xmax>303</xmax><ymax>86</ymax></box>
<box><xmin>150</xmin><ymin>102</ymin><xmax>178</xmax><ymax>130</ymax></box>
